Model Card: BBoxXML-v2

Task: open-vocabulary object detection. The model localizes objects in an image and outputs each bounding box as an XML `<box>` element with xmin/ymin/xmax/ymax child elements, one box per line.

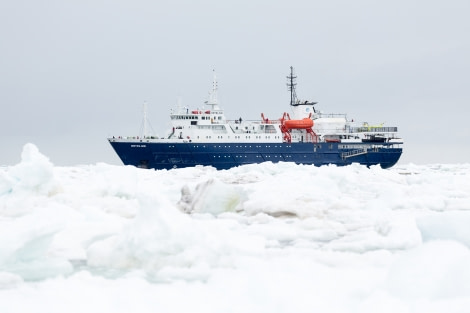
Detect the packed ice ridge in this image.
<box><xmin>0</xmin><ymin>143</ymin><xmax>469</xmax><ymax>313</ymax></box>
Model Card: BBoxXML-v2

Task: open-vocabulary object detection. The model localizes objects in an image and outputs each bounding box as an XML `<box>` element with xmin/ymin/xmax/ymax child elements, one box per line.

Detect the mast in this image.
<box><xmin>286</xmin><ymin>67</ymin><xmax>318</xmax><ymax>109</ymax></box>
<box><xmin>287</xmin><ymin>66</ymin><xmax>298</xmax><ymax>106</ymax></box>
<box><xmin>139</xmin><ymin>101</ymin><xmax>148</xmax><ymax>138</ymax></box>
<box><xmin>143</xmin><ymin>101</ymin><xmax>148</xmax><ymax>137</ymax></box>
<box><xmin>205</xmin><ymin>69</ymin><xmax>219</xmax><ymax>110</ymax></box>
<box><xmin>140</xmin><ymin>101</ymin><xmax>155</xmax><ymax>138</ymax></box>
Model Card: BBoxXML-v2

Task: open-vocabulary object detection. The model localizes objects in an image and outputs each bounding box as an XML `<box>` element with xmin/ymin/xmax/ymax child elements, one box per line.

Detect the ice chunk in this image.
<box><xmin>417</xmin><ymin>211</ymin><xmax>470</xmax><ymax>247</ymax></box>
<box><xmin>177</xmin><ymin>178</ymin><xmax>245</xmax><ymax>214</ymax></box>
<box><xmin>6</xmin><ymin>143</ymin><xmax>59</xmax><ymax>196</ymax></box>
<box><xmin>0</xmin><ymin>170</ymin><xmax>14</xmax><ymax>195</ymax></box>
<box><xmin>386</xmin><ymin>240</ymin><xmax>470</xmax><ymax>299</ymax></box>
<box><xmin>0</xmin><ymin>272</ymin><xmax>23</xmax><ymax>289</ymax></box>
<box><xmin>0</xmin><ymin>231</ymin><xmax>73</xmax><ymax>281</ymax></box>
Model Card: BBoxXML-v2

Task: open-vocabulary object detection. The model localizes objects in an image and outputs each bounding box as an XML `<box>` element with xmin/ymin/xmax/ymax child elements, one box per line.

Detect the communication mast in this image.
<box><xmin>286</xmin><ymin>66</ymin><xmax>318</xmax><ymax>109</ymax></box>
<box><xmin>287</xmin><ymin>66</ymin><xmax>298</xmax><ymax>106</ymax></box>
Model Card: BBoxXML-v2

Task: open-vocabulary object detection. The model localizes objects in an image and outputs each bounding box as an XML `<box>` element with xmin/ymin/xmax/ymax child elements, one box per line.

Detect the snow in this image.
<box><xmin>1</xmin><ymin>143</ymin><xmax>469</xmax><ymax>312</ymax></box>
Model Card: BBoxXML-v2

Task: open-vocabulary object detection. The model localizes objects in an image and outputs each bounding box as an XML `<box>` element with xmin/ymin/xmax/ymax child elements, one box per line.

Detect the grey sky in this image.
<box><xmin>1</xmin><ymin>0</ymin><xmax>469</xmax><ymax>166</ymax></box>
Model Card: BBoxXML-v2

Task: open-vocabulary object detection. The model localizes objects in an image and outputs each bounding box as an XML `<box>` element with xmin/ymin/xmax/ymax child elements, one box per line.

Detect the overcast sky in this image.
<box><xmin>1</xmin><ymin>0</ymin><xmax>469</xmax><ymax>166</ymax></box>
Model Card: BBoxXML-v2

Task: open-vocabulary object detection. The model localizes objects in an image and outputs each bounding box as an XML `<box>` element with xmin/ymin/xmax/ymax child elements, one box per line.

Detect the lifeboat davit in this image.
<box><xmin>284</xmin><ymin>118</ymin><xmax>314</xmax><ymax>129</ymax></box>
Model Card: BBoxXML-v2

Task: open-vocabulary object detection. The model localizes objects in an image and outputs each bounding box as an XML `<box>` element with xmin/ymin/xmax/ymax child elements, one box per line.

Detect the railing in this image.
<box><xmin>229</xmin><ymin>119</ymin><xmax>281</xmax><ymax>124</ymax></box>
<box><xmin>317</xmin><ymin>113</ymin><xmax>347</xmax><ymax>119</ymax></box>
<box><xmin>350</xmin><ymin>127</ymin><xmax>398</xmax><ymax>133</ymax></box>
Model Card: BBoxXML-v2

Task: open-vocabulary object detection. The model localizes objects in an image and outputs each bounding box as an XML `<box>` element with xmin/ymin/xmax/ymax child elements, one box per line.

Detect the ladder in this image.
<box><xmin>341</xmin><ymin>148</ymin><xmax>368</xmax><ymax>160</ymax></box>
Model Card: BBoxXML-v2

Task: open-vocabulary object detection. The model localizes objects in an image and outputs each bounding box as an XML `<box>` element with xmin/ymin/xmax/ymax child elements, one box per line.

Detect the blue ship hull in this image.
<box><xmin>109</xmin><ymin>141</ymin><xmax>402</xmax><ymax>170</ymax></box>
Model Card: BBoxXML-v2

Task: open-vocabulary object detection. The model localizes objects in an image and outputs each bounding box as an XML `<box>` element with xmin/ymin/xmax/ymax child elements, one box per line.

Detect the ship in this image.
<box><xmin>108</xmin><ymin>67</ymin><xmax>403</xmax><ymax>170</ymax></box>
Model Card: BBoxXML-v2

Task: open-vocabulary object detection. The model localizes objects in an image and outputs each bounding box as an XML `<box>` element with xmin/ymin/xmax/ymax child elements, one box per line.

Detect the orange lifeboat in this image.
<box><xmin>284</xmin><ymin>118</ymin><xmax>314</xmax><ymax>129</ymax></box>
